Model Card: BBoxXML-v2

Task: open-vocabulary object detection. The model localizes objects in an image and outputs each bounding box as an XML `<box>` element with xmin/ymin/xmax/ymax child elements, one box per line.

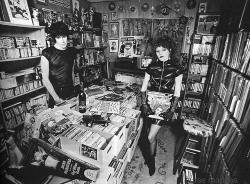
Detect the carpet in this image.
<box><xmin>121</xmin><ymin>125</ymin><xmax>178</xmax><ymax>184</ymax></box>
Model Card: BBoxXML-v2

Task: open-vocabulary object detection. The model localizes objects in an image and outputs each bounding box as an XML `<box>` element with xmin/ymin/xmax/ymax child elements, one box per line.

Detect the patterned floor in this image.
<box><xmin>121</xmin><ymin>125</ymin><xmax>178</xmax><ymax>184</ymax></box>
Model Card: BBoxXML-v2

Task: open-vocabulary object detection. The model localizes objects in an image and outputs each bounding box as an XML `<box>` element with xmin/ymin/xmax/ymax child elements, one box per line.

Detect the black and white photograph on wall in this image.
<box><xmin>109</xmin><ymin>39</ymin><xmax>118</xmax><ymax>53</ymax></box>
<box><xmin>3</xmin><ymin>0</ymin><xmax>33</xmax><ymax>25</ymax></box>
<box><xmin>197</xmin><ymin>14</ymin><xmax>220</xmax><ymax>34</ymax></box>
<box><xmin>198</xmin><ymin>2</ymin><xmax>207</xmax><ymax>13</ymax></box>
<box><xmin>102</xmin><ymin>13</ymin><xmax>108</xmax><ymax>25</ymax></box>
<box><xmin>111</xmin><ymin>11</ymin><xmax>118</xmax><ymax>21</ymax></box>
<box><xmin>110</xmin><ymin>22</ymin><xmax>119</xmax><ymax>38</ymax></box>
<box><xmin>72</xmin><ymin>0</ymin><xmax>79</xmax><ymax>19</ymax></box>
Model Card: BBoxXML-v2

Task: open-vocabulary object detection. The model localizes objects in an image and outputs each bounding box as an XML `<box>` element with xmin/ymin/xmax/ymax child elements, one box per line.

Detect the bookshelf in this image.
<box><xmin>71</xmin><ymin>28</ymin><xmax>108</xmax><ymax>87</ymax></box>
<box><xmin>180</xmin><ymin>13</ymin><xmax>217</xmax><ymax>120</ymax></box>
<box><xmin>0</xmin><ymin>21</ymin><xmax>47</xmax><ymax>173</ymax></box>
<box><xmin>203</xmin><ymin>0</ymin><xmax>250</xmax><ymax>181</ymax></box>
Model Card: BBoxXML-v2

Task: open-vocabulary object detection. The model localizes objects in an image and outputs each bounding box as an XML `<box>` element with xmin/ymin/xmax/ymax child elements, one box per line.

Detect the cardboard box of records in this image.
<box><xmin>95</xmin><ymin>119</ymin><xmax>143</xmax><ymax>184</ymax></box>
<box><xmin>59</xmin><ymin>123</ymin><xmax>127</xmax><ymax>168</ymax></box>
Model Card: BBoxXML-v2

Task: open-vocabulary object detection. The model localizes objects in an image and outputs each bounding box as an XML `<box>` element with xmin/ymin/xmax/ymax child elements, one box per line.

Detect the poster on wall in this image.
<box><xmin>3</xmin><ymin>0</ymin><xmax>33</xmax><ymax>25</ymax></box>
<box><xmin>109</xmin><ymin>39</ymin><xmax>118</xmax><ymax>53</ymax></box>
<box><xmin>197</xmin><ymin>14</ymin><xmax>220</xmax><ymax>34</ymax></box>
<box><xmin>110</xmin><ymin>22</ymin><xmax>119</xmax><ymax>38</ymax></box>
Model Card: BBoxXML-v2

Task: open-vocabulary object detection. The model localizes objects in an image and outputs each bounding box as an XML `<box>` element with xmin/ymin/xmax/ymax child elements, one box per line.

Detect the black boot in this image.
<box><xmin>147</xmin><ymin>156</ymin><xmax>155</xmax><ymax>176</ymax></box>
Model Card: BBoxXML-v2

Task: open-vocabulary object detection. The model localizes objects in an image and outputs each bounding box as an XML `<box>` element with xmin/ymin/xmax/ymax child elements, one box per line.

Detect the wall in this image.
<box><xmin>91</xmin><ymin>0</ymin><xmax>222</xmax><ymax>62</ymax></box>
<box><xmin>28</xmin><ymin>0</ymin><xmax>90</xmax><ymax>14</ymax></box>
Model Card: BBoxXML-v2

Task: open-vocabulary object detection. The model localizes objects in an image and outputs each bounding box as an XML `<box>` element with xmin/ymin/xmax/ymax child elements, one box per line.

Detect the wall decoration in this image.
<box><xmin>37</xmin><ymin>0</ymin><xmax>48</xmax><ymax>5</ymax></box>
<box><xmin>186</xmin><ymin>0</ymin><xmax>196</xmax><ymax>9</ymax></box>
<box><xmin>109</xmin><ymin>2</ymin><xmax>116</xmax><ymax>11</ymax></box>
<box><xmin>174</xmin><ymin>2</ymin><xmax>181</xmax><ymax>11</ymax></box>
<box><xmin>110</xmin><ymin>22</ymin><xmax>119</xmax><ymax>38</ymax></box>
<box><xmin>111</xmin><ymin>11</ymin><xmax>118</xmax><ymax>21</ymax></box>
<box><xmin>102</xmin><ymin>13</ymin><xmax>108</xmax><ymax>25</ymax></box>
<box><xmin>72</xmin><ymin>0</ymin><xmax>79</xmax><ymax>18</ymax></box>
<box><xmin>49</xmin><ymin>0</ymin><xmax>70</xmax><ymax>8</ymax></box>
<box><xmin>130</xmin><ymin>5</ymin><xmax>136</xmax><ymax>12</ymax></box>
<box><xmin>141</xmin><ymin>3</ymin><xmax>149</xmax><ymax>12</ymax></box>
<box><xmin>198</xmin><ymin>2</ymin><xmax>207</xmax><ymax>13</ymax></box>
<box><xmin>197</xmin><ymin>14</ymin><xmax>220</xmax><ymax>34</ymax></box>
<box><xmin>118</xmin><ymin>5</ymin><xmax>124</xmax><ymax>13</ymax></box>
<box><xmin>161</xmin><ymin>4</ymin><xmax>170</xmax><ymax>15</ymax></box>
<box><xmin>109</xmin><ymin>39</ymin><xmax>119</xmax><ymax>53</ymax></box>
<box><xmin>3</xmin><ymin>0</ymin><xmax>33</xmax><ymax>25</ymax></box>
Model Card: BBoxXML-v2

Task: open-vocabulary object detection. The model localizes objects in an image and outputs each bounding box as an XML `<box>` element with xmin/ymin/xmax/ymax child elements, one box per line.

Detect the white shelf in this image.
<box><xmin>0</xmin><ymin>56</ymin><xmax>41</xmax><ymax>63</ymax></box>
<box><xmin>0</xmin><ymin>21</ymin><xmax>45</xmax><ymax>29</ymax></box>
<box><xmin>0</xmin><ymin>86</ymin><xmax>45</xmax><ymax>103</ymax></box>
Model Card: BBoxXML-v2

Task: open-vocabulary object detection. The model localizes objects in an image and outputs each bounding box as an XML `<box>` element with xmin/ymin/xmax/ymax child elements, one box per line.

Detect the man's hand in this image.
<box><xmin>54</xmin><ymin>97</ymin><xmax>64</xmax><ymax>105</ymax></box>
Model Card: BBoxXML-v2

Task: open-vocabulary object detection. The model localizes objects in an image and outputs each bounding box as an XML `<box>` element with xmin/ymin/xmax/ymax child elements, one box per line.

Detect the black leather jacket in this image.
<box><xmin>146</xmin><ymin>60</ymin><xmax>183</xmax><ymax>93</ymax></box>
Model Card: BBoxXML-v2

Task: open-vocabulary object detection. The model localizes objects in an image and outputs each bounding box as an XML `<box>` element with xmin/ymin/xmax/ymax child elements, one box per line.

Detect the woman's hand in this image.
<box><xmin>140</xmin><ymin>104</ymin><xmax>153</xmax><ymax>117</ymax></box>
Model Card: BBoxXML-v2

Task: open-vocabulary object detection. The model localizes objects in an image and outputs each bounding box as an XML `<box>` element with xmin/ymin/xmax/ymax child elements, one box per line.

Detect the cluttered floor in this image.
<box><xmin>121</xmin><ymin>125</ymin><xmax>178</xmax><ymax>184</ymax></box>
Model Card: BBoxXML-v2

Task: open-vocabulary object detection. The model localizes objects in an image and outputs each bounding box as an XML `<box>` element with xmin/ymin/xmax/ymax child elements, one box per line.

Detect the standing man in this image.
<box><xmin>41</xmin><ymin>22</ymin><xmax>77</xmax><ymax>108</ymax></box>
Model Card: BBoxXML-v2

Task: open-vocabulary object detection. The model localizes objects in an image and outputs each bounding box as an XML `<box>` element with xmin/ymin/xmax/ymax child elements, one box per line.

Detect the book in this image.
<box><xmin>22</xmin><ymin>138</ymin><xmax>100</xmax><ymax>182</ymax></box>
<box><xmin>84</xmin><ymin>32</ymin><xmax>94</xmax><ymax>48</ymax></box>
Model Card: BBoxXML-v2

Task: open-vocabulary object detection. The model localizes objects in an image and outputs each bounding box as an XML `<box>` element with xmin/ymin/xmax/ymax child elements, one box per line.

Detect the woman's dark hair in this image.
<box><xmin>153</xmin><ymin>35</ymin><xmax>181</xmax><ymax>67</ymax></box>
<box><xmin>49</xmin><ymin>22</ymin><xmax>69</xmax><ymax>41</ymax></box>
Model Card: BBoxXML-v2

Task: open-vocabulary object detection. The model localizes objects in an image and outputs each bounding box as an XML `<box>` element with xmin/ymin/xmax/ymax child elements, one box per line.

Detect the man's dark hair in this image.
<box><xmin>49</xmin><ymin>22</ymin><xmax>69</xmax><ymax>41</ymax></box>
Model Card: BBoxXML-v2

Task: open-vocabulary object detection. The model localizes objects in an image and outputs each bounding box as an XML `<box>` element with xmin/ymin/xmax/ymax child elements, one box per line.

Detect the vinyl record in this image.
<box><xmin>161</xmin><ymin>4</ymin><xmax>170</xmax><ymax>15</ymax></box>
<box><xmin>141</xmin><ymin>3</ymin><xmax>149</xmax><ymax>12</ymax></box>
<box><xmin>109</xmin><ymin>2</ymin><xmax>116</xmax><ymax>11</ymax></box>
<box><xmin>130</xmin><ymin>5</ymin><xmax>136</xmax><ymax>12</ymax></box>
<box><xmin>118</xmin><ymin>5</ymin><xmax>124</xmax><ymax>13</ymax></box>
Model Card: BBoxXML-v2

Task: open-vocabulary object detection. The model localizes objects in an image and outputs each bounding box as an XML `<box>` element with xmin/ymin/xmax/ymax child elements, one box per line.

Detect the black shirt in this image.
<box><xmin>42</xmin><ymin>46</ymin><xmax>77</xmax><ymax>89</ymax></box>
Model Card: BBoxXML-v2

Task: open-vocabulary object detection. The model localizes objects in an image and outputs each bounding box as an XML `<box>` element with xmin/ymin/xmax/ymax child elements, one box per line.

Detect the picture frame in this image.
<box><xmin>102</xmin><ymin>13</ymin><xmax>108</xmax><ymax>25</ymax></box>
<box><xmin>197</xmin><ymin>14</ymin><xmax>220</xmax><ymax>34</ymax></box>
<box><xmin>198</xmin><ymin>2</ymin><xmax>207</xmax><ymax>13</ymax></box>
<box><xmin>110</xmin><ymin>22</ymin><xmax>119</xmax><ymax>38</ymax></box>
<box><xmin>111</xmin><ymin>11</ymin><xmax>118</xmax><ymax>21</ymax></box>
<box><xmin>84</xmin><ymin>31</ymin><xmax>94</xmax><ymax>48</ymax></box>
<box><xmin>37</xmin><ymin>0</ymin><xmax>48</xmax><ymax>6</ymax></box>
<box><xmin>109</xmin><ymin>39</ymin><xmax>119</xmax><ymax>53</ymax></box>
<box><xmin>3</xmin><ymin>0</ymin><xmax>33</xmax><ymax>25</ymax></box>
<box><xmin>137</xmin><ymin>56</ymin><xmax>152</xmax><ymax>69</ymax></box>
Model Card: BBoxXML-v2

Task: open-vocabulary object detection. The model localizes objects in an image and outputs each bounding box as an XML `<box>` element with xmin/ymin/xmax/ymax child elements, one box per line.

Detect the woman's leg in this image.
<box><xmin>148</xmin><ymin>123</ymin><xmax>161</xmax><ymax>157</ymax></box>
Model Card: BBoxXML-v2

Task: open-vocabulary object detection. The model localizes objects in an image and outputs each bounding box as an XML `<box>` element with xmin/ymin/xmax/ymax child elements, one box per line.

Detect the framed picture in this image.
<box><xmin>111</xmin><ymin>11</ymin><xmax>118</xmax><ymax>21</ymax></box>
<box><xmin>3</xmin><ymin>0</ymin><xmax>33</xmax><ymax>25</ymax></box>
<box><xmin>102</xmin><ymin>13</ymin><xmax>108</xmax><ymax>25</ymax></box>
<box><xmin>197</xmin><ymin>14</ymin><xmax>220</xmax><ymax>34</ymax></box>
<box><xmin>137</xmin><ymin>56</ymin><xmax>152</xmax><ymax>69</ymax></box>
<box><xmin>110</xmin><ymin>22</ymin><xmax>119</xmax><ymax>38</ymax></box>
<box><xmin>37</xmin><ymin>0</ymin><xmax>48</xmax><ymax>5</ymax></box>
<box><xmin>84</xmin><ymin>31</ymin><xmax>94</xmax><ymax>48</ymax></box>
<box><xmin>109</xmin><ymin>39</ymin><xmax>119</xmax><ymax>53</ymax></box>
<box><xmin>198</xmin><ymin>2</ymin><xmax>207</xmax><ymax>13</ymax></box>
